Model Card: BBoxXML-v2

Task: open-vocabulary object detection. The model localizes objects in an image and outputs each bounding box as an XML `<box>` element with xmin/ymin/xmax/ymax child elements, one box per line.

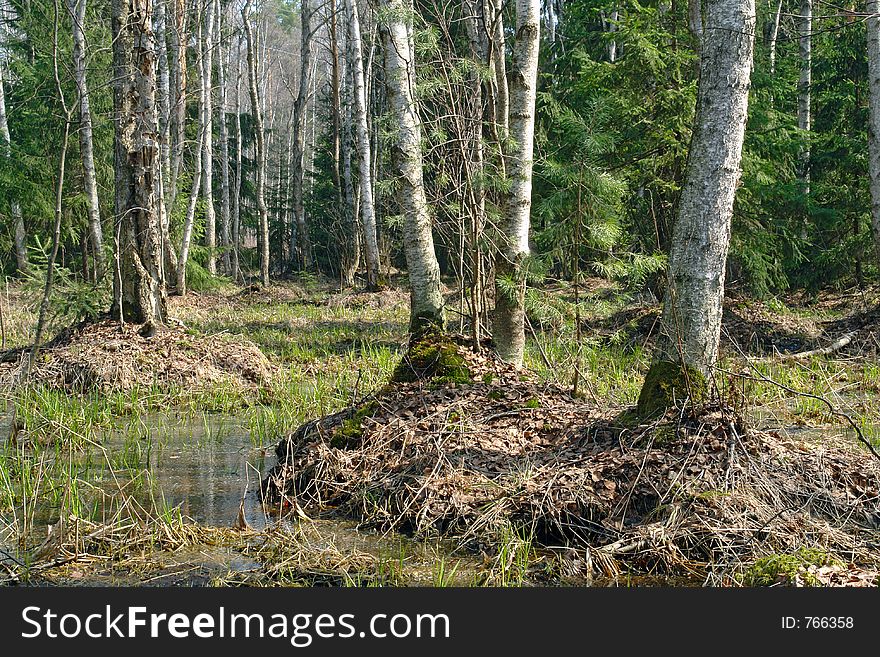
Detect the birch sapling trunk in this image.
<box><xmin>112</xmin><ymin>0</ymin><xmax>167</xmax><ymax>326</ymax></box>
<box><xmin>636</xmin><ymin>0</ymin><xmax>756</xmax><ymax>417</ymax></box>
<box><xmin>67</xmin><ymin>0</ymin><xmax>104</xmax><ymax>278</ymax></box>
<box><xmin>167</xmin><ymin>0</ymin><xmax>187</xmax><ymax>210</ymax></box>
<box><xmin>346</xmin><ymin>0</ymin><xmax>380</xmax><ymax>290</ymax></box>
<box><xmin>291</xmin><ymin>0</ymin><xmax>313</xmax><ymax>270</ymax></box>
<box><xmin>381</xmin><ymin>0</ymin><xmax>444</xmax><ymax>334</ymax></box>
<box><xmin>202</xmin><ymin>0</ymin><xmax>216</xmax><ymax>275</ymax></box>
<box><xmin>0</xmin><ymin>46</ymin><xmax>28</xmax><ymax>273</ymax></box>
<box><xmin>216</xmin><ymin>0</ymin><xmax>231</xmax><ymax>272</ymax></box>
<box><xmin>866</xmin><ymin>0</ymin><xmax>880</xmax><ymax>264</ymax></box>
<box><xmin>768</xmin><ymin>0</ymin><xmax>783</xmax><ymax>75</ymax></box>
<box><xmin>797</xmin><ymin>0</ymin><xmax>811</xmax><ymax>213</ymax></box>
<box><xmin>154</xmin><ymin>0</ymin><xmax>178</xmax><ymax>287</ymax></box>
<box><xmin>488</xmin><ymin>0</ymin><xmax>508</xmax><ymax>143</ymax></box>
<box><xmin>493</xmin><ymin>0</ymin><xmax>540</xmax><ymax>367</ymax></box>
<box><xmin>177</xmin><ymin>4</ymin><xmax>206</xmax><ymax>296</ymax></box>
<box><xmin>243</xmin><ymin>0</ymin><xmax>269</xmax><ymax>286</ymax></box>
<box><xmin>232</xmin><ymin>52</ymin><xmax>243</xmax><ymax>281</ymax></box>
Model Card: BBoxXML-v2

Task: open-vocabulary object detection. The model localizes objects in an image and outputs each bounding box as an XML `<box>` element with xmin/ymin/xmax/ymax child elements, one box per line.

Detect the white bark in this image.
<box><xmin>488</xmin><ymin>0</ymin><xmax>508</xmax><ymax>142</ymax></box>
<box><xmin>168</xmin><ymin>0</ymin><xmax>187</xmax><ymax>211</ymax></box>
<box><xmin>867</xmin><ymin>0</ymin><xmax>880</xmax><ymax>264</ymax></box>
<box><xmin>202</xmin><ymin>0</ymin><xmax>216</xmax><ymax>274</ymax></box>
<box><xmin>797</xmin><ymin>0</ymin><xmax>811</xmax><ymax>200</ymax></box>
<box><xmin>232</xmin><ymin>50</ymin><xmax>242</xmax><ymax>281</ymax></box>
<box><xmin>768</xmin><ymin>0</ymin><xmax>782</xmax><ymax>75</ymax></box>
<box><xmin>177</xmin><ymin>2</ymin><xmax>206</xmax><ymax>295</ymax></box>
<box><xmin>0</xmin><ymin>44</ymin><xmax>27</xmax><ymax>273</ymax></box>
<box><xmin>346</xmin><ymin>0</ymin><xmax>380</xmax><ymax>289</ymax></box>
<box><xmin>291</xmin><ymin>0</ymin><xmax>313</xmax><ymax>270</ymax></box>
<box><xmin>216</xmin><ymin>0</ymin><xmax>231</xmax><ymax>272</ymax></box>
<box><xmin>382</xmin><ymin>0</ymin><xmax>444</xmax><ymax>332</ymax></box>
<box><xmin>640</xmin><ymin>0</ymin><xmax>755</xmax><ymax>408</ymax></box>
<box><xmin>493</xmin><ymin>0</ymin><xmax>540</xmax><ymax>366</ymax></box>
<box><xmin>243</xmin><ymin>0</ymin><xmax>269</xmax><ymax>285</ymax></box>
<box><xmin>67</xmin><ymin>0</ymin><xmax>104</xmax><ymax>277</ymax></box>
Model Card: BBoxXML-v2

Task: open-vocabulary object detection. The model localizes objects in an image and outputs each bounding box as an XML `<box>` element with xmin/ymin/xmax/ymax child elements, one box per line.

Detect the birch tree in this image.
<box><xmin>112</xmin><ymin>0</ymin><xmax>167</xmax><ymax>326</ymax></box>
<box><xmin>493</xmin><ymin>0</ymin><xmax>540</xmax><ymax>366</ymax></box>
<box><xmin>202</xmin><ymin>0</ymin><xmax>217</xmax><ymax>275</ymax></box>
<box><xmin>346</xmin><ymin>0</ymin><xmax>380</xmax><ymax>290</ymax></box>
<box><xmin>67</xmin><ymin>0</ymin><xmax>104</xmax><ymax>278</ymax></box>
<box><xmin>381</xmin><ymin>0</ymin><xmax>444</xmax><ymax>333</ymax></box>
<box><xmin>291</xmin><ymin>0</ymin><xmax>313</xmax><ymax>270</ymax></box>
<box><xmin>867</xmin><ymin>0</ymin><xmax>880</xmax><ymax>263</ymax></box>
<box><xmin>0</xmin><ymin>46</ymin><xmax>27</xmax><ymax>273</ymax></box>
<box><xmin>177</xmin><ymin>1</ymin><xmax>206</xmax><ymax>295</ymax></box>
<box><xmin>216</xmin><ymin>0</ymin><xmax>231</xmax><ymax>272</ymax></box>
<box><xmin>797</xmin><ymin>0</ymin><xmax>811</xmax><ymax>204</ymax></box>
<box><xmin>637</xmin><ymin>0</ymin><xmax>756</xmax><ymax>416</ymax></box>
<box><xmin>243</xmin><ymin>0</ymin><xmax>269</xmax><ymax>286</ymax></box>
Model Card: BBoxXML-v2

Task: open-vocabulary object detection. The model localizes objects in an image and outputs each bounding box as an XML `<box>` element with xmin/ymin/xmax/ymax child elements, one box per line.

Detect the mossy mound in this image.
<box><xmin>390</xmin><ymin>331</ymin><xmax>472</xmax><ymax>385</ymax></box>
<box><xmin>636</xmin><ymin>360</ymin><xmax>708</xmax><ymax>418</ymax></box>
<box><xmin>263</xmin><ymin>345</ymin><xmax>880</xmax><ymax>583</ymax></box>
<box><xmin>742</xmin><ymin>549</ymin><xmax>843</xmax><ymax>587</ymax></box>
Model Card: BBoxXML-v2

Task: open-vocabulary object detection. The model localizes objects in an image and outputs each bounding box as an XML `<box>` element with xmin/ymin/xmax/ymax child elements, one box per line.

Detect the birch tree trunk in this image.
<box><xmin>381</xmin><ymin>0</ymin><xmax>444</xmax><ymax>333</ymax></box>
<box><xmin>636</xmin><ymin>0</ymin><xmax>755</xmax><ymax>417</ymax></box>
<box><xmin>67</xmin><ymin>0</ymin><xmax>104</xmax><ymax>278</ymax></box>
<box><xmin>767</xmin><ymin>0</ymin><xmax>783</xmax><ymax>75</ymax></box>
<box><xmin>0</xmin><ymin>44</ymin><xmax>27</xmax><ymax>273</ymax></box>
<box><xmin>177</xmin><ymin>3</ymin><xmax>205</xmax><ymax>296</ymax></box>
<box><xmin>167</xmin><ymin>0</ymin><xmax>187</xmax><ymax>211</ymax></box>
<box><xmin>243</xmin><ymin>0</ymin><xmax>269</xmax><ymax>286</ymax></box>
<box><xmin>866</xmin><ymin>0</ymin><xmax>880</xmax><ymax>264</ymax></box>
<box><xmin>216</xmin><ymin>0</ymin><xmax>231</xmax><ymax>272</ymax></box>
<box><xmin>112</xmin><ymin>0</ymin><xmax>167</xmax><ymax>326</ymax></box>
<box><xmin>232</xmin><ymin>52</ymin><xmax>243</xmax><ymax>281</ymax></box>
<box><xmin>153</xmin><ymin>0</ymin><xmax>178</xmax><ymax>288</ymax></box>
<box><xmin>202</xmin><ymin>0</ymin><xmax>216</xmax><ymax>275</ymax></box>
<box><xmin>346</xmin><ymin>0</ymin><xmax>380</xmax><ymax>290</ymax></box>
<box><xmin>488</xmin><ymin>0</ymin><xmax>508</xmax><ymax>142</ymax></box>
<box><xmin>291</xmin><ymin>0</ymin><xmax>313</xmax><ymax>270</ymax></box>
<box><xmin>797</xmin><ymin>0</ymin><xmax>811</xmax><ymax>206</ymax></box>
<box><xmin>492</xmin><ymin>0</ymin><xmax>540</xmax><ymax>366</ymax></box>
<box><xmin>342</xmin><ymin>60</ymin><xmax>360</xmax><ymax>286</ymax></box>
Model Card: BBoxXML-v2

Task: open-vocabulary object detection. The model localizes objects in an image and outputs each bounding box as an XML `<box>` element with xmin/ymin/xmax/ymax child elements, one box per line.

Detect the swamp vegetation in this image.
<box><xmin>2</xmin><ymin>278</ymin><xmax>880</xmax><ymax>587</ymax></box>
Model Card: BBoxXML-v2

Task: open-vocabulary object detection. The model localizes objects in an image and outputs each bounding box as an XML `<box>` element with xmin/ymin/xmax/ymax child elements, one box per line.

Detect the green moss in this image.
<box><xmin>741</xmin><ymin>549</ymin><xmax>842</xmax><ymax>587</ymax></box>
<box><xmin>331</xmin><ymin>400</ymin><xmax>379</xmax><ymax>449</ymax></box>
<box><xmin>482</xmin><ymin>373</ymin><xmax>495</xmax><ymax>384</ymax></box>
<box><xmin>487</xmin><ymin>390</ymin><xmax>504</xmax><ymax>401</ymax></box>
<box><xmin>391</xmin><ymin>331</ymin><xmax>472</xmax><ymax>385</ymax></box>
<box><xmin>524</xmin><ymin>397</ymin><xmax>541</xmax><ymax>409</ymax></box>
<box><xmin>636</xmin><ymin>360</ymin><xmax>708</xmax><ymax>419</ymax></box>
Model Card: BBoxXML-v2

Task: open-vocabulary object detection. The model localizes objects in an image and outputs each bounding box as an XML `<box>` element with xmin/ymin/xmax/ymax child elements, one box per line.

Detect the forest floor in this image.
<box><xmin>1</xmin><ymin>276</ymin><xmax>879</xmax><ymax>586</ymax></box>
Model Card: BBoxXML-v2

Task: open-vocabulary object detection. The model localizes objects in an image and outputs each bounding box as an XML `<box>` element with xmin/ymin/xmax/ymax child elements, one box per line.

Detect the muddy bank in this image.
<box><xmin>264</xmin><ymin>338</ymin><xmax>880</xmax><ymax>583</ymax></box>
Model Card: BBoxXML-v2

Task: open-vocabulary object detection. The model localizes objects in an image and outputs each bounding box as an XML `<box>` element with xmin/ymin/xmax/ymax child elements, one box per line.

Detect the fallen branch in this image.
<box><xmin>777</xmin><ymin>331</ymin><xmax>855</xmax><ymax>360</ymax></box>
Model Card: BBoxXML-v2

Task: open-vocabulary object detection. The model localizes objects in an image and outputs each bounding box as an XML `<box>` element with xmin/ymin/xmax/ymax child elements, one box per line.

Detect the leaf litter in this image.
<box><xmin>263</xmin><ymin>337</ymin><xmax>880</xmax><ymax>585</ymax></box>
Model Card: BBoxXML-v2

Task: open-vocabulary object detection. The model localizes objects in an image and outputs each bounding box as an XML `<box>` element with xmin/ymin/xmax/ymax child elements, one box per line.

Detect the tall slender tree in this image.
<box><xmin>637</xmin><ymin>0</ymin><xmax>756</xmax><ymax>416</ymax></box>
<box><xmin>346</xmin><ymin>0</ymin><xmax>380</xmax><ymax>290</ymax></box>
<box><xmin>381</xmin><ymin>0</ymin><xmax>444</xmax><ymax>333</ymax></box>
<box><xmin>67</xmin><ymin>0</ymin><xmax>104</xmax><ymax>279</ymax></box>
<box><xmin>493</xmin><ymin>0</ymin><xmax>541</xmax><ymax>366</ymax></box>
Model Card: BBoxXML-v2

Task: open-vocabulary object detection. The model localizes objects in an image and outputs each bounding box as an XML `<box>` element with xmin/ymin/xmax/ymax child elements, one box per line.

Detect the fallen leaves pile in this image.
<box><xmin>264</xmin><ymin>338</ymin><xmax>880</xmax><ymax>582</ymax></box>
<box><xmin>2</xmin><ymin>318</ymin><xmax>274</xmax><ymax>393</ymax></box>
